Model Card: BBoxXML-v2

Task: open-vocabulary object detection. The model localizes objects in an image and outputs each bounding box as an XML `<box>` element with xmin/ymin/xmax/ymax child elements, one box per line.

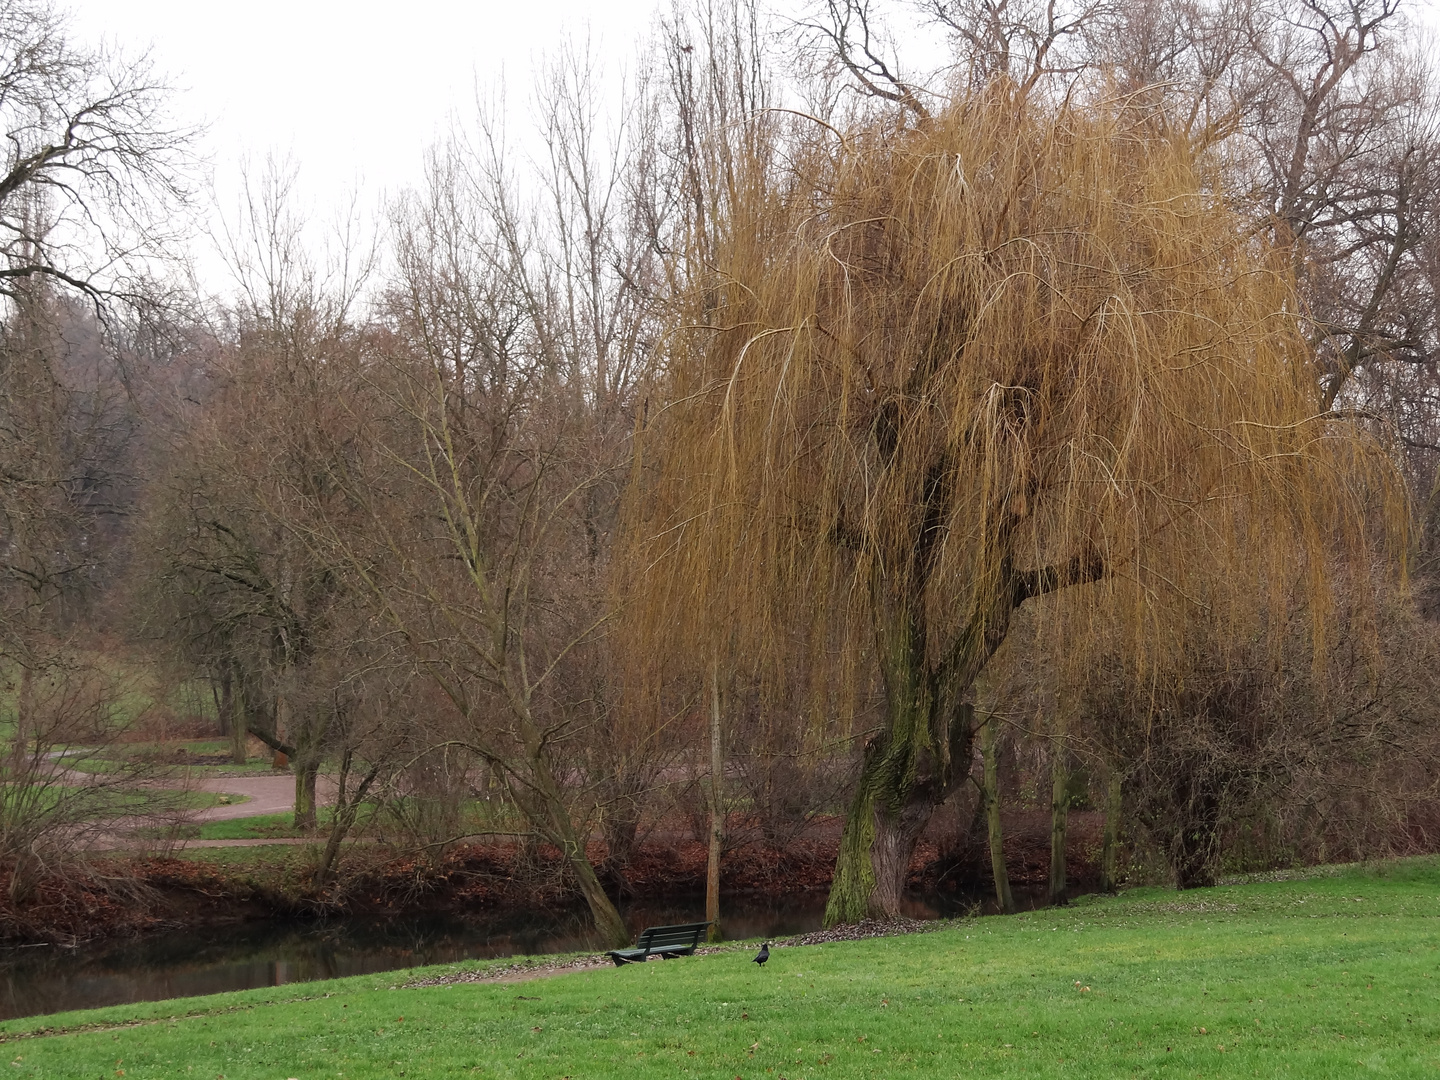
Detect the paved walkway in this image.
<box><xmin>186</xmin><ymin>773</ymin><xmax>313</xmax><ymax>822</ymax></box>
<box><xmin>76</xmin><ymin>768</ymin><xmax>341</xmax><ymax>850</ymax></box>
<box><xmin>169</xmin><ymin>771</ymin><xmax>342</xmax><ymax>848</ymax></box>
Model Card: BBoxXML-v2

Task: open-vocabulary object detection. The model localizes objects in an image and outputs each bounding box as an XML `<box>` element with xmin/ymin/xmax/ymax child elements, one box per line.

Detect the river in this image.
<box><xmin>0</xmin><ymin>890</ymin><xmax>988</xmax><ymax>1020</ymax></box>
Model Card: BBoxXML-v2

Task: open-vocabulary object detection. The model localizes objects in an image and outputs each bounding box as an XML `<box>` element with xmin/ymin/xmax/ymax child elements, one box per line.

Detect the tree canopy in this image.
<box><xmin>635</xmin><ymin>85</ymin><xmax>1399</xmax><ymax>922</ymax></box>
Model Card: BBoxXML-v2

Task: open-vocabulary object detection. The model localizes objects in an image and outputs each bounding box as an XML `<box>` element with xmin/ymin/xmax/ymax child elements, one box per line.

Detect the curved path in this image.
<box><xmin>91</xmin><ymin>772</ymin><xmax>336</xmax><ymax>850</ymax></box>
<box><xmin>186</xmin><ymin>773</ymin><xmax>312</xmax><ymax>822</ymax></box>
<box><xmin>168</xmin><ymin>772</ymin><xmax>340</xmax><ymax>848</ymax></box>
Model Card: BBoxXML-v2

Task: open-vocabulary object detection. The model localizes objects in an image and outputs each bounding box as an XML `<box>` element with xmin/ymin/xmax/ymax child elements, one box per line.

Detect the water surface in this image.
<box><xmin>0</xmin><ymin>894</ymin><xmax>824</xmax><ymax>1020</ymax></box>
<box><xmin>0</xmin><ymin>886</ymin><xmax>1033</xmax><ymax>1020</ymax></box>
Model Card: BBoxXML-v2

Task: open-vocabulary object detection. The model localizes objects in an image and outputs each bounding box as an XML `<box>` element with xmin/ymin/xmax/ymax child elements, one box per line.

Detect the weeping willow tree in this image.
<box><xmin>630</xmin><ymin>85</ymin><xmax>1397</xmax><ymax>925</ymax></box>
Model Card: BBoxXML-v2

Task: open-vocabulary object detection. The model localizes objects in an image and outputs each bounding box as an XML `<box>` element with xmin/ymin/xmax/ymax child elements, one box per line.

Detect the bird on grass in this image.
<box><xmin>753</xmin><ymin>942</ymin><xmax>771</xmax><ymax>967</ymax></box>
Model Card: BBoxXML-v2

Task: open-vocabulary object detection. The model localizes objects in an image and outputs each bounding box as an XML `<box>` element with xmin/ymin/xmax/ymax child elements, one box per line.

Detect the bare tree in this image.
<box><xmin>0</xmin><ymin>0</ymin><xmax>190</xmax><ymax>312</ymax></box>
<box><xmin>798</xmin><ymin>0</ymin><xmax>932</xmax><ymax>114</ymax></box>
<box><xmin>926</xmin><ymin>0</ymin><xmax>1109</xmax><ymax>93</ymax></box>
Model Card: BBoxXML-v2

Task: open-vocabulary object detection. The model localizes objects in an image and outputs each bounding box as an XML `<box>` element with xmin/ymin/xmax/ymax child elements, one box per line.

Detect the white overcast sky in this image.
<box><xmin>65</xmin><ymin>0</ymin><xmax>1440</xmax><ymax>292</ymax></box>
<box><xmin>67</xmin><ymin>0</ymin><xmax>677</xmax><ymax>290</ymax></box>
<box><xmin>70</xmin><ymin>0</ymin><xmax>666</xmax><ymax>195</ymax></box>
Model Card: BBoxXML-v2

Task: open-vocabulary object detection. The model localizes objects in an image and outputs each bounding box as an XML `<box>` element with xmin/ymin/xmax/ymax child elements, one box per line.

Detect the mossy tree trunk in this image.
<box><xmin>825</xmin><ymin>547</ymin><xmax>1103</xmax><ymax>926</ymax></box>
<box><xmin>827</xmin><ymin>699</ymin><xmax>974</xmax><ymax>924</ymax></box>
<box><xmin>1048</xmin><ymin>715</ymin><xmax>1070</xmax><ymax>907</ymax></box>
<box><xmin>980</xmin><ymin>713</ymin><xmax>1017</xmax><ymax>914</ymax></box>
<box><xmin>1099</xmin><ymin>771</ymin><xmax>1123</xmax><ymax>893</ymax></box>
<box><xmin>222</xmin><ymin>665</ymin><xmax>247</xmax><ymax>766</ymax></box>
<box><xmin>827</xmin><ymin>583</ymin><xmax>954</xmax><ymax>925</ymax></box>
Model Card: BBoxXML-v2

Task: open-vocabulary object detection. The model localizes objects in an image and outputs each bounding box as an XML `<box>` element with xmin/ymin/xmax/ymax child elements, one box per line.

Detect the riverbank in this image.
<box><xmin>2</xmin><ymin>856</ymin><xmax>1434</xmax><ymax>1078</ymax></box>
<box><xmin>0</xmin><ymin>810</ymin><xmax>1108</xmax><ymax>945</ymax></box>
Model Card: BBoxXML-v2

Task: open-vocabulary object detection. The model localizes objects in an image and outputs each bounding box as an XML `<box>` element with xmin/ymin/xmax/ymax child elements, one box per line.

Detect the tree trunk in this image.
<box><xmin>284</xmin><ymin>694</ymin><xmax>319</xmax><ymax>832</ymax></box>
<box><xmin>959</xmin><ymin>775</ymin><xmax>987</xmax><ymax>861</ymax></box>
<box><xmin>823</xmin><ymin>530</ymin><xmax>1102</xmax><ymax>927</ymax></box>
<box><xmin>10</xmin><ymin>663</ymin><xmax>33</xmax><ymax>776</ymax></box>
<box><xmin>222</xmin><ymin>667</ymin><xmax>246</xmax><ymax>766</ymax></box>
<box><xmin>1172</xmin><ymin>778</ymin><xmax>1223</xmax><ymax>889</ymax></box>
<box><xmin>1048</xmin><ymin>734</ymin><xmax>1069</xmax><ymax>907</ymax></box>
<box><xmin>543</xmin><ymin>794</ymin><xmax>629</xmax><ymax>947</ymax></box>
<box><xmin>1099</xmin><ymin>771</ymin><xmax>1122</xmax><ymax>893</ymax></box>
<box><xmin>520</xmin><ymin>745</ymin><xmax>631</xmax><ymax>949</ymax></box>
<box><xmin>706</xmin><ymin>659</ymin><xmax>724</xmax><ymax>943</ymax></box>
<box><xmin>295</xmin><ymin>760</ymin><xmax>318</xmax><ymax>831</ymax></box>
<box><xmin>314</xmin><ymin>749</ymin><xmax>382</xmax><ymax>889</ymax></box>
<box><xmin>825</xmin><ymin>600</ymin><xmax>977</xmax><ymax>927</ymax></box>
<box><xmin>599</xmin><ymin>797</ymin><xmax>640</xmax><ymax>895</ymax></box>
<box><xmin>826</xmin><ymin>698</ymin><xmax>973</xmax><ymax>925</ymax></box>
<box><xmin>826</xmin><ymin>669</ymin><xmax>928</xmax><ymax>924</ymax></box>
<box><xmin>313</xmin><ymin>748</ymin><xmax>353</xmax><ymax>889</ymax></box>
<box><xmin>867</xmin><ymin>787</ymin><xmax>937</xmax><ymax>919</ymax></box>
<box><xmin>313</xmin><ymin>810</ymin><xmax>351</xmax><ymax>889</ymax></box>
<box><xmin>980</xmin><ymin>715</ymin><xmax>1017</xmax><ymax>914</ymax></box>
<box><xmin>568</xmin><ymin>841</ymin><xmax>630</xmax><ymax>946</ymax></box>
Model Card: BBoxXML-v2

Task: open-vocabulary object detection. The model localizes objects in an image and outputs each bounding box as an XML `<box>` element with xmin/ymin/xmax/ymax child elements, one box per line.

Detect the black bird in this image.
<box><xmin>753</xmin><ymin>942</ymin><xmax>771</xmax><ymax>967</ymax></box>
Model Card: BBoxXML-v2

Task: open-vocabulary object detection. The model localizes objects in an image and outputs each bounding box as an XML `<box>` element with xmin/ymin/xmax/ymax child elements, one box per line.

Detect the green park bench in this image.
<box><xmin>606</xmin><ymin>921</ymin><xmax>712</xmax><ymax>965</ymax></box>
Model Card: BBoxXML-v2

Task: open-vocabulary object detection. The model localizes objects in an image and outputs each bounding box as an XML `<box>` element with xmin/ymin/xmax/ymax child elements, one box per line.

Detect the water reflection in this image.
<box><xmin>0</xmin><ymin>894</ymin><xmax>811</xmax><ymax>1020</ymax></box>
<box><xmin>0</xmin><ymin>888</ymin><xmax>1007</xmax><ymax>1021</ymax></box>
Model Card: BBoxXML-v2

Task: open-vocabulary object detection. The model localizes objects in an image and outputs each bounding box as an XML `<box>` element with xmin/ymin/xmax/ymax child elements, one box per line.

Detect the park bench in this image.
<box><xmin>606</xmin><ymin>921</ymin><xmax>712</xmax><ymax>966</ymax></box>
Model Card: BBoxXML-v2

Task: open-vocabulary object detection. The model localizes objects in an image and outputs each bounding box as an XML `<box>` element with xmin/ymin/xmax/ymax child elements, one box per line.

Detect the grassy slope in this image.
<box><xmin>2</xmin><ymin>859</ymin><xmax>1437</xmax><ymax>1078</ymax></box>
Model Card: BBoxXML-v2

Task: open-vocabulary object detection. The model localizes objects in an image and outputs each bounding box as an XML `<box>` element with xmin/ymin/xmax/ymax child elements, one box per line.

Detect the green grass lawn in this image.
<box><xmin>193</xmin><ymin>808</ymin><xmax>363</xmax><ymax>841</ymax></box>
<box><xmin>196</xmin><ymin>812</ymin><xmax>297</xmax><ymax>840</ymax></box>
<box><xmin>2</xmin><ymin>859</ymin><xmax>1438</xmax><ymax>1078</ymax></box>
<box><xmin>0</xmin><ymin>785</ymin><xmax>228</xmax><ymax>817</ymax></box>
<box><xmin>65</xmin><ymin>740</ymin><xmax>281</xmax><ymax>778</ymax></box>
<box><xmin>172</xmin><ymin>844</ymin><xmax>318</xmax><ymax>868</ymax></box>
<box><xmin>192</xmin><ymin>799</ymin><xmax>522</xmax><ymax>841</ymax></box>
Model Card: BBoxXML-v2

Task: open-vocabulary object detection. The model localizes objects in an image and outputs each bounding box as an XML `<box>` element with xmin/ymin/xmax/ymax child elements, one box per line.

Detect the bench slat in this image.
<box><xmin>607</xmin><ymin>921</ymin><xmax>711</xmax><ymax>966</ymax></box>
